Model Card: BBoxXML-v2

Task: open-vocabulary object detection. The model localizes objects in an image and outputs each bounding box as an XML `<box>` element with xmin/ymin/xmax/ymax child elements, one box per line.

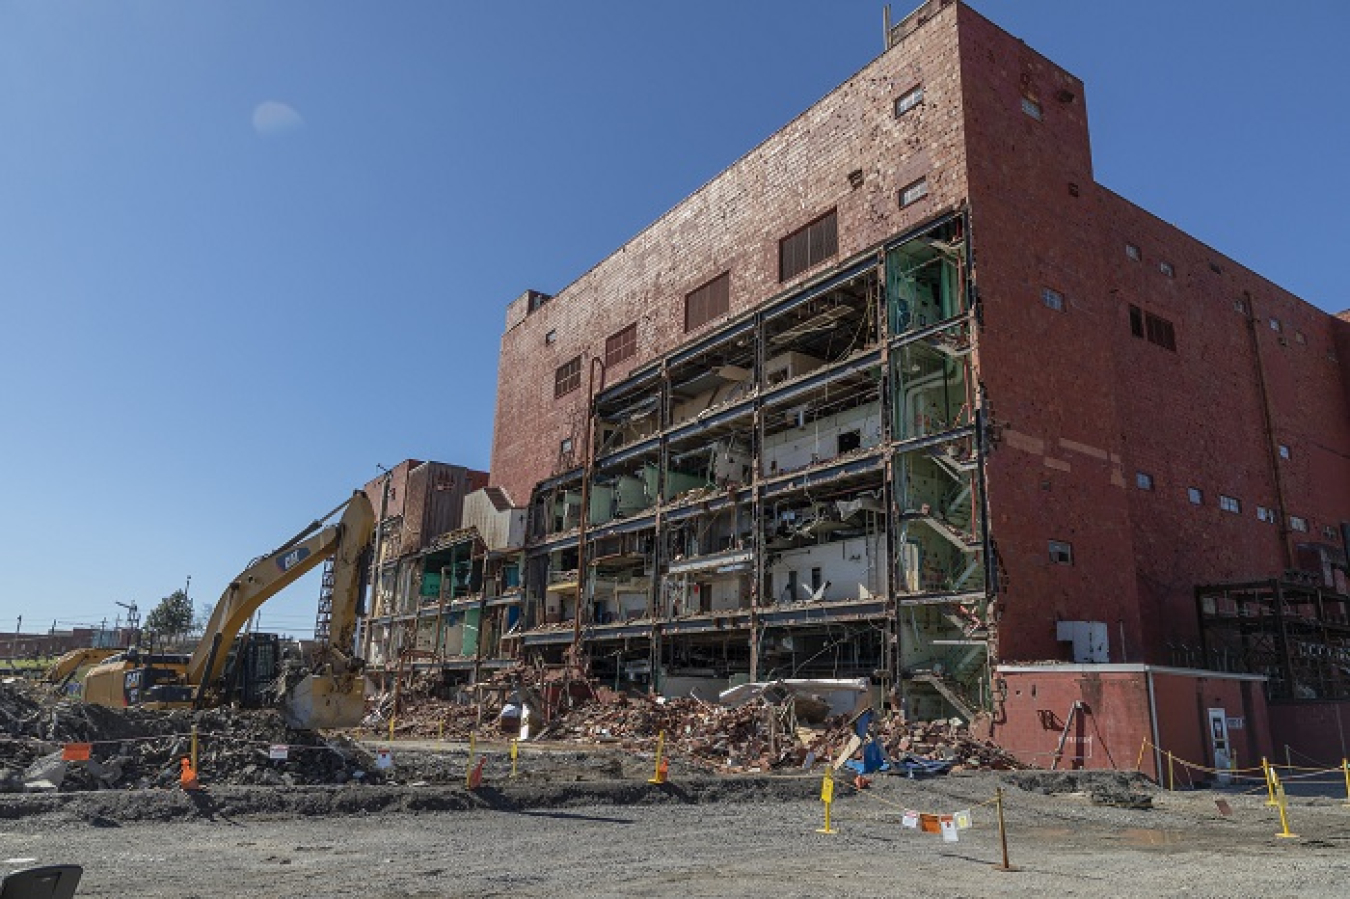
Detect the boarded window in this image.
<box><xmin>605</xmin><ymin>323</ymin><xmax>637</xmax><ymax>367</ymax></box>
<box><xmin>1130</xmin><ymin>305</ymin><xmax>1176</xmax><ymax>351</ymax></box>
<box><xmin>779</xmin><ymin>210</ymin><xmax>838</xmax><ymax>282</ymax></box>
<box><xmin>1145</xmin><ymin>312</ymin><xmax>1176</xmax><ymax>351</ymax></box>
<box><xmin>554</xmin><ymin>356</ymin><xmax>581</xmax><ymax>398</ymax></box>
<box><xmin>684</xmin><ymin>272</ymin><xmax>730</xmax><ymax>332</ymax></box>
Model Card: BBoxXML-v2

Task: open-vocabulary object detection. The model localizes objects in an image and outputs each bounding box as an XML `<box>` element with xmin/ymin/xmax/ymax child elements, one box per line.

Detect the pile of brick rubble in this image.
<box><xmin>0</xmin><ymin>679</ymin><xmax>380</xmax><ymax>792</ymax></box>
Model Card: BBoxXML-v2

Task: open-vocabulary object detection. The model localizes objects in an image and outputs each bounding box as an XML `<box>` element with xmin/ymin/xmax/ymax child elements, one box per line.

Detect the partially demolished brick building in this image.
<box><xmin>377</xmin><ymin>1</ymin><xmax>1350</xmax><ymax>772</ymax></box>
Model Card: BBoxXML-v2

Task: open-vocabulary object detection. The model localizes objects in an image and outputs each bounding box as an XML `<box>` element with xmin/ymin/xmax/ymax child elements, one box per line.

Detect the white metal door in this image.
<box><xmin>1208</xmin><ymin>707</ymin><xmax>1231</xmax><ymax>785</ymax></box>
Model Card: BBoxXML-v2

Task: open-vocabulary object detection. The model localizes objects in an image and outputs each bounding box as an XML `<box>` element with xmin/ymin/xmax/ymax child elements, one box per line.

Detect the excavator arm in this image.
<box><xmin>187</xmin><ymin>490</ymin><xmax>375</xmax><ymax>724</ymax></box>
<box><xmin>46</xmin><ymin>648</ymin><xmax>118</xmax><ymax>686</ymax></box>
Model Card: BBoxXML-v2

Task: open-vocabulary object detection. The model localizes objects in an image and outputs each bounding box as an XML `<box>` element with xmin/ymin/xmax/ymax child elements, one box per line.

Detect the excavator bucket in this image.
<box><xmin>280</xmin><ymin>674</ymin><xmax>365</xmax><ymax>730</ymax></box>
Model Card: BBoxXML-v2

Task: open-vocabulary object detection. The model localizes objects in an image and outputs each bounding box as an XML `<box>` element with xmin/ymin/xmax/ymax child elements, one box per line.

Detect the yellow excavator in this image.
<box><xmin>45</xmin><ymin>648</ymin><xmax>119</xmax><ymax>692</ymax></box>
<box><xmin>82</xmin><ymin>490</ymin><xmax>375</xmax><ymax>729</ymax></box>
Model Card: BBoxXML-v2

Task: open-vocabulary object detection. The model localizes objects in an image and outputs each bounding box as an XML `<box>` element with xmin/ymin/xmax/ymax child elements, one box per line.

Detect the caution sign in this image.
<box><xmin>902</xmin><ymin>810</ymin><xmax>919</xmax><ymax>829</ymax></box>
<box><xmin>953</xmin><ymin>809</ymin><xmax>973</xmax><ymax>830</ymax></box>
<box><xmin>62</xmin><ymin>743</ymin><xmax>92</xmax><ymax>762</ymax></box>
<box><xmin>820</xmin><ymin>773</ymin><xmax>835</xmax><ymax>804</ymax></box>
<box><xmin>940</xmin><ymin>815</ymin><xmax>959</xmax><ymax>843</ymax></box>
<box><xmin>375</xmin><ymin>748</ymin><xmax>394</xmax><ymax>770</ymax></box>
<box><xmin>269</xmin><ymin>744</ymin><xmax>289</xmax><ymax>761</ymax></box>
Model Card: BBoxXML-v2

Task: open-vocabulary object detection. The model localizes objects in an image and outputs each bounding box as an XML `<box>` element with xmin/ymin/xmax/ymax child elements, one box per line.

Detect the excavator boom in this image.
<box><xmin>82</xmin><ymin>490</ymin><xmax>376</xmax><ymax>729</ymax></box>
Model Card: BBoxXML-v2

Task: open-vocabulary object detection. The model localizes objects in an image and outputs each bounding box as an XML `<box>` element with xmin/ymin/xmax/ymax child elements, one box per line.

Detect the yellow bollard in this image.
<box><xmin>648</xmin><ymin>730</ymin><xmax>668</xmax><ymax>785</ymax></box>
<box><xmin>1262</xmin><ymin>757</ymin><xmax>1278</xmax><ymax>807</ymax></box>
<box><xmin>466</xmin><ymin>731</ymin><xmax>477</xmax><ymax>789</ymax></box>
<box><xmin>438</xmin><ymin>719</ymin><xmax>445</xmax><ymax>742</ymax></box>
<box><xmin>1167</xmin><ymin>751</ymin><xmax>1175</xmax><ymax>792</ymax></box>
<box><xmin>510</xmin><ymin>739</ymin><xmax>519</xmax><ymax>778</ymax></box>
<box><xmin>1271</xmin><ymin>772</ymin><xmax>1298</xmax><ymax>839</ymax></box>
<box><xmin>190</xmin><ymin>725</ymin><xmax>199</xmax><ymax>774</ymax></box>
<box><xmin>1342</xmin><ymin>759</ymin><xmax>1350</xmax><ymax>808</ymax></box>
<box><xmin>1135</xmin><ymin>738</ymin><xmax>1147</xmax><ymax>774</ymax></box>
<box><xmin>816</xmin><ymin>768</ymin><xmax>837</xmax><ymax>834</ymax></box>
<box><xmin>388</xmin><ymin>716</ymin><xmax>396</xmax><ymax>743</ymax></box>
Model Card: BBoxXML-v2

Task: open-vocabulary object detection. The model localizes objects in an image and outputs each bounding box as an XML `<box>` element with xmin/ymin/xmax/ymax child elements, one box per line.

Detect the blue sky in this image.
<box><xmin>1</xmin><ymin>1</ymin><xmax>1345</xmax><ymax>643</ymax></box>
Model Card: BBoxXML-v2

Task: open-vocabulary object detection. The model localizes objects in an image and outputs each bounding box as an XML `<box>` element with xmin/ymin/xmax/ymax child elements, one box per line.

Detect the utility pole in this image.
<box><xmin>115</xmin><ymin>601</ymin><xmax>140</xmax><ymax>648</ymax></box>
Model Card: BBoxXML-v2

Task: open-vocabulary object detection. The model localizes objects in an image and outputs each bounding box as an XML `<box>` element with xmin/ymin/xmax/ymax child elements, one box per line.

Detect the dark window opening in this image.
<box><xmin>779</xmin><ymin>209</ymin><xmax>839</xmax><ymax>282</ymax></box>
<box><xmin>1049</xmin><ymin>540</ymin><xmax>1073</xmax><ymax>565</ymax></box>
<box><xmin>837</xmin><ymin>430</ymin><xmax>862</xmax><ymax>454</ymax></box>
<box><xmin>684</xmin><ymin>272</ymin><xmax>731</xmax><ymax>332</ymax></box>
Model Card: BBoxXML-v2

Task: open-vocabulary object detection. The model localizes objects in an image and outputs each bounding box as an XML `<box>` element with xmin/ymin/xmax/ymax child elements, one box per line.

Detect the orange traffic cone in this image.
<box><xmin>652</xmin><ymin>758</ymin><xmax>669</xmax><ymax>785</ymax></box>
<box><xmin>467</xmin><ymin>757</ymin><xmax>485</xmax><ymax>790</ymax></box>
<box><xmin>180</xmin><ymin>757</ymin><xmax>200</xmax><ymax>791</ymax></box>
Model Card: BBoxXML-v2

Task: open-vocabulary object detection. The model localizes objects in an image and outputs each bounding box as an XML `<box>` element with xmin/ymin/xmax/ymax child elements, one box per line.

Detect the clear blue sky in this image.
<box><xmin>2</xmin><ymin>1</ymin><xmax>1345</xmax><ymax>642</ymax></box>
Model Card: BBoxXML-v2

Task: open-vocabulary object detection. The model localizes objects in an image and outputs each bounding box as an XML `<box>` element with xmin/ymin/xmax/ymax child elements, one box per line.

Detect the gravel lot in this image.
<box><xmin>6</xmin><ymin>766</ymin><xmax>1350</xmax><ymax>898</ymax></box>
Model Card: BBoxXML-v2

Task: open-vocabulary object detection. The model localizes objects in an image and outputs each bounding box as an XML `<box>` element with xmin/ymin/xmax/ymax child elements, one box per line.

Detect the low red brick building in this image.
<box><xmin>486</xmin><ymin>0</ymin><xmax>1350</xmax><ymax>769</ymax></box>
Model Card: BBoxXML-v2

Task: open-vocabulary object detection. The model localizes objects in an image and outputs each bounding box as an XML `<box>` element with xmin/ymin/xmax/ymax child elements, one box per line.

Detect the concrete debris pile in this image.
<box><xmin>384</xmin><ymin>673</ymin><xmax>1027</xmax><ymax>774</ymax></box>
<box><xmin>872</xmin><ymin>716</ymin><xmax>1024</xmax><ymax>772</ymax></box>
<box><xmin>0</xmin><ymin>679</ymin><xmax>381</xmax><ymax>792</ymax></box>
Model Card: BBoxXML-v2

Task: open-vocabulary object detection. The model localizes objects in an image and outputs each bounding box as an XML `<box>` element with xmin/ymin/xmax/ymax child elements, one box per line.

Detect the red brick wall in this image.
<box><xmin>1267</xmin><ymin>701</ymin><xmax>1350</xmax><ymax>766</ymax></box>
<box><xmin>490</xmin><ymin>3</ymin><xmax>972</xmax><ymax>504</ymax></box>
<box><xmin>957</xmin><ymin>4</ymin><xmax>1350</xmax><ymax>664</ymax></box>
<box><xmin>995</xmin><ymin>668</ymin><xmax>1270</xmax><ymax>779</ymax></box>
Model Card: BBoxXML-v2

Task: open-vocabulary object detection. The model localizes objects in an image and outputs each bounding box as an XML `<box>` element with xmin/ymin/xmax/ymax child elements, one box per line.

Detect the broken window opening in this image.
<box><xmin>892</xmin><ymin>341</ymin><xmax>973</xmax><ymax>442</ymax></box>
<box><xmin>886</xmin><ymin>222</ymin><xmax>965</xmax><ymax>334</ymax></box>
<box><xmin>764</xmin><ymin>269</ymin><xmax>878</xmax><ymax>366</ymax></box>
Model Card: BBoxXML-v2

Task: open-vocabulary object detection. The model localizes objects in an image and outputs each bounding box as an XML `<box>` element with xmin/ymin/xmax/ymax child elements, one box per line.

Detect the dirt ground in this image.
<box><xmin>5</xmin><ymin>758</ymin><xmax>1350</xmax><ymax>898</ymax></box>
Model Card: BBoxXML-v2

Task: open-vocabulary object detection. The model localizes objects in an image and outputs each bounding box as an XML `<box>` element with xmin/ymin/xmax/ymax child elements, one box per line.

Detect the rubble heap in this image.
<box><xmin>378</xmin><ymin>672</ymin><xmax>1027</xmax><ymax>775</ymax></box>
<box><xmin>0</xmin><ymin>679</ymin><xmax>381</xmax><ymax>792</ymax></box>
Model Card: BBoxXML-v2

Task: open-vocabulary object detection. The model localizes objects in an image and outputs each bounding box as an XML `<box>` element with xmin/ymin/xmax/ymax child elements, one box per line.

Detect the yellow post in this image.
<box><xmin>1262</xmin><ymin>757</ymin><xmax>1277</xmax><ymax>807</ymax></box>
<box><xmin>1272</xmin><ymin>772</ymin><xmax>1297</xmax><ymax>839</ymax></box>
<box><xmin>1167</xmin><ymin>751</ymin><xmax>1175</xmax><ymax>792</ymax></box>
<box><xmin>190</xmin><ymin>725</ymin><xmax>199</xmax><ymax>774</ymax></box>
<box><xmin>1342</xmin><ymin>759</ymin><xmax>1350</xmax><ymax>808</ymax></box>
<box><xmin>388</xmin><ymin>716</ymin><xmax>396</xmax><ymax>743</ymax></box>
<box><xmin>466</xmin><ymin>731</ymin><xmax>477</xmax><ymax>789</ymax></box>
<box><xmin>510</xmin><ymin>739</ymin><xmax>519</xmax><ymax>778</ymax></box>
<box><xmin>648</xmin><ymin>730</ymin><xmax>668</xmax><ymax>784</ymax></box>
<box><xmin>438</xmin><ymin>719</ymin><xmax>445</xmax><ymax>742</ymax></box>
<box><xmin>1135</xmin><ymin>738</ymin><xmax>1148</xmax><ymax>773</ymax></box>
<box><xmin>816</xmin><ymin>768</ymin><xmax>837</xmax><ymax>834</ymax></box>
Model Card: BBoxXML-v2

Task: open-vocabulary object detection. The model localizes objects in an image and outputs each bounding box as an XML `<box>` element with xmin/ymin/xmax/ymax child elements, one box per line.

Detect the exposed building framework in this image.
<box><xmin>1196</xmin><ymin>579</ymin><xmax>1350</xmax><ymax>701</ymax></box>
<box><xmin>518</xmin><ymin>214</ymin><xmax>990</xmax><ymax>719</ymax></box>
